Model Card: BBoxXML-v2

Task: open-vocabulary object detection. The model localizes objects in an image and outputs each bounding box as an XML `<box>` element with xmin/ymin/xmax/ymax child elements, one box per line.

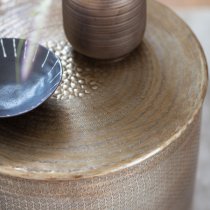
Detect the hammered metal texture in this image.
<box><xmin>0</xmin><ymin>113</ymin><xmax>201</xmax><ymax>210</ymax></box>
<box><xmin>0</xmin><ymin>0</ymin><xmax>208</xmax><ymax>210</ymax></box>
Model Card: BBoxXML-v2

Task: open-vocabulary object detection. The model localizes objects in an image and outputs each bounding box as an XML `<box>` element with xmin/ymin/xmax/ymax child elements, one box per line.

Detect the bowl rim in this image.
<box><xmin>0</xmin><ymin>38</ymin><xmax>63</xmax><ymax>118</ymax></box>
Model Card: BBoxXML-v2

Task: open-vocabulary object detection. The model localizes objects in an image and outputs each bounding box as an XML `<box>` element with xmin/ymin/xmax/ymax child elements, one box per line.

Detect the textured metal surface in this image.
<box><xmin>0</xmin><ymin>114</ymin><xmax>202</xmax><ymax>209</ymax></box>
<box><xmin>177</xmin><ymin>10</ymin><xmax>210</xmax><ymax>210</ymax></box>
<box><xmin>0</xmin><ymin>0</ymin><xmax>208</xmax><ymax>209</ymax></box>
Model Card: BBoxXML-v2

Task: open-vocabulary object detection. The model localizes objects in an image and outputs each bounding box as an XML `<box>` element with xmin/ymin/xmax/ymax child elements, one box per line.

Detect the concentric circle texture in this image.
<box><xmin>0</xmin><ymin>0</ymin><xmax>208</xmax><ymax>181</ymax></box>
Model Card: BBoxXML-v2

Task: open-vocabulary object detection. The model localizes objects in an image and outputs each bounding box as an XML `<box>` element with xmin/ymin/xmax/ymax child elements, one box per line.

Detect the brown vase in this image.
<box><xmin>62</xmin><ymin>0</ymin><xmax>147</xmax><ymax>60</ymax></box>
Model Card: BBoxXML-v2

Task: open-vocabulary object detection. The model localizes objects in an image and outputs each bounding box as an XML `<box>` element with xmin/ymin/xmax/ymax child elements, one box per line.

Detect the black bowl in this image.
<box><xmin>0</xmin><ymin>38</ymin><xmax>62</xmax><ymax>118</ymax></box>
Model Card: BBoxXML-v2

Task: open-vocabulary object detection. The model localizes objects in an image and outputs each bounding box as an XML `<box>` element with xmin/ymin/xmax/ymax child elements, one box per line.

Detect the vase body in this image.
<box><xmin>62</xmin><ymin>0</ymin><xmax>147</xmax><ymax>60</ymax></box>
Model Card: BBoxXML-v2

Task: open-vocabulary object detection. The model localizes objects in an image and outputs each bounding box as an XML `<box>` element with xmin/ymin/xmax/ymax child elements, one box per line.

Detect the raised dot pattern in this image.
<box><xmin>43</xmin><ymin>41</ymin><xmax>107</xmax><ymax>100</ymax></box>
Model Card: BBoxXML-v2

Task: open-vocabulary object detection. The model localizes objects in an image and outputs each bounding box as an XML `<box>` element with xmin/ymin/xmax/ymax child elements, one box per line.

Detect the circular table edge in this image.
<box><xmin>0</xmin><ymin>0</ymin><xmax>208</xmax><ymax>181</ymax></box>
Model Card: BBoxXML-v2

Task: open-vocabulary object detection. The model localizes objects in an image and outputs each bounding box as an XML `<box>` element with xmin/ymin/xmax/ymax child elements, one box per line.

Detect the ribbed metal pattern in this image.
<box><xmin>0</xmin><ymin>1</ymin><xmax>208</xmax><ymax>209</ymax></box>
<box><xmin>62</xmin><ymin>0</ymin><xmax>146</xmax><ymax>60</ymax></box>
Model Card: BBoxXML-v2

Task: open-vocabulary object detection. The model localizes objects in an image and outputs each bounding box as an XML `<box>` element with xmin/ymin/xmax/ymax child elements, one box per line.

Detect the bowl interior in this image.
<box><xmin>0</xmin><ymin>38</ymin><xmax>62</xmax><ymax>118</ymax></box>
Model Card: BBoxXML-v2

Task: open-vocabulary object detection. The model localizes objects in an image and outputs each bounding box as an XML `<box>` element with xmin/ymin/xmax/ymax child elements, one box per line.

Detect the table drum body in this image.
<box><xmin>0</xmin><ymin>1</ymin><xmax>208</xmax><ymax>209</ymax></box>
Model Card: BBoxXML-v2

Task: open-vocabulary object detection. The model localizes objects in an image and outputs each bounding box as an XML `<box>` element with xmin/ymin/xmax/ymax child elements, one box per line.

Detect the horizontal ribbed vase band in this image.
<box><xmin>62</xmin><ymin>0</ymin><xmax>146</xmax><ymax>59</ymax></box>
